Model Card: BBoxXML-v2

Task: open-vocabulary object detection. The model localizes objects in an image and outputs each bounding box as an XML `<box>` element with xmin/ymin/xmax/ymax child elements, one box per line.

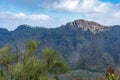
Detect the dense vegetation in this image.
<box><xmin>0</xmin><ymin>40</ymin><xmax>68</xmax><ymax>80</ymax></box>
<box><xmin>1</xmin><ymin>40</ymin><xmax>120</xmax><ymax>80</ymax></box>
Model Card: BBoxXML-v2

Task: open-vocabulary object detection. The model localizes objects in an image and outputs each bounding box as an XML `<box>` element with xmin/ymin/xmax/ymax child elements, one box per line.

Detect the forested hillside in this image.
<box><xmin>0</xmin><ymin>19</ymin><xmax>120</xmax><ymax>71</ymax></box>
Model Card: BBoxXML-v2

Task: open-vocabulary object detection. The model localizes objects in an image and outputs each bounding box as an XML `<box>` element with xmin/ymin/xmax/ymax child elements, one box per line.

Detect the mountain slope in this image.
<box><xmin>0</xmin><ymin>19</ymin><xmax>120</xmax><ymax>71</ymax></box>
<box><xmin>0</xmin><ymin>28</ymin><xmax>15</xmax><ymax>47</ymax></box>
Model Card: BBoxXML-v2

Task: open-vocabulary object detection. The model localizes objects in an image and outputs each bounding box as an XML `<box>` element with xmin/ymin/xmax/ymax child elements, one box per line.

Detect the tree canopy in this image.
<box><xmin>0</xmin><ymin>40</ymin><xmax>68</xmax><ymax>80</ymax></box>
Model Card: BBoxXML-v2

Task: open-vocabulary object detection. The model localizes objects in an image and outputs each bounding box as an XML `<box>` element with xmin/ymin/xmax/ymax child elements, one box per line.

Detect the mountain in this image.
<box><xmin>0</xmin><ymin>19</ymin><xmax>120</xmax><ymax>71</ymax></box>
<box><xmin>66</xmin><ymin>19</ymin><xmax>109</xmax><ymax>33</ymax></box>
<box><xmin>0</xmin><ymin>28</ymin><xmax>15</xmax><ymax>47</ymax></box>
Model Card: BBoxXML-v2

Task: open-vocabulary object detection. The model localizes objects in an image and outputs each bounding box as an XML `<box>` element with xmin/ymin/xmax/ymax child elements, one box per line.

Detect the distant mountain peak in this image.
<box><xmin>0</xmin><ymin>28</ymin><xmax>9</xmax><ymax>32</ymax></box>
<box><xmin>66</xmin><ymin>19</ymin><xmax>109</xmax><ymax>33</ymax></box>
<box><xmin>15</xmin><ymin>24</ymin><xmax>31</xmax><ymax>31</ymax></box>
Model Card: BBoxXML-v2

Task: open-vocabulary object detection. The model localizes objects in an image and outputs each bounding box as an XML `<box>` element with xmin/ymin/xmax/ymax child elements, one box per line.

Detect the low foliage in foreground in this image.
<box><xmin>0</xmin><ymin>40</ymin><xmax>69</xmax><ymax>80</ymax></box>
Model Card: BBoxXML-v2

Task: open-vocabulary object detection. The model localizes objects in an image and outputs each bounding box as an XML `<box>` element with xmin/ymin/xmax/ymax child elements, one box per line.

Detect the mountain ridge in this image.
<box><xmin>0</xmin><ymin>19</ymin><xmax>120</xmax><ymax>71</ymax></box>
<box><xmin>3</xmin><ymin>19</ymin><xmax>119</xmax><ymax>33</ymax></box>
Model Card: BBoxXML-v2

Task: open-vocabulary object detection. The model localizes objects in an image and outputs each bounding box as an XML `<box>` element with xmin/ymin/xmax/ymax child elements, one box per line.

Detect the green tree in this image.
<box><xmin>0</xmin><ymin>40</ymin><xmax>68</xmax><ymax>80</ymax></box>
<box><xmin>42</xmin><ymin>48</ymin><xmax>69</xmax><ymax>80</ymax></box>
<box><xmin>12</xmin><ymin>40</ymin><xmax>47</xmax><ymax>80</ymax></box>
<box><xmin>0</xmin><ymin>45</ymin><xmax>18</xmax><ymax>80</ymax></box>
<box><xmin>0</xmin><ymin>70</ymin><xmax>7</xmax><ymax>80</ymax></box>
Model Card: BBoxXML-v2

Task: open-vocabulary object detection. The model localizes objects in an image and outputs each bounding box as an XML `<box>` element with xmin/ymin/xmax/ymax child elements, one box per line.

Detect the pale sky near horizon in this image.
<box><xmin>0</xmin><ymin>0</ymin><xmax>120</xmax><ymax>30</ymax></box>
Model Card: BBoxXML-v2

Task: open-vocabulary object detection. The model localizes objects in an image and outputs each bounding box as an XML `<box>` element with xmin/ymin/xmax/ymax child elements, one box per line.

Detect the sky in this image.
<box><xmin>0</xmin><ymin>0</ymin><xmax>120</xmax><ymax>30</ymax></box>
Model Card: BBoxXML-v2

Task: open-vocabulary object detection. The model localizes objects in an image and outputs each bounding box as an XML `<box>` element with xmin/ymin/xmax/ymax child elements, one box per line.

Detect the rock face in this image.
<box><xmin>0</xmin><ymin>19</ymin><xmax>120</xmax><ymax>71</ymax></box>
<box><xmin>66</xmin><ymin>19</ymin><xmax>109</xmax><ymax>33</ymax></box>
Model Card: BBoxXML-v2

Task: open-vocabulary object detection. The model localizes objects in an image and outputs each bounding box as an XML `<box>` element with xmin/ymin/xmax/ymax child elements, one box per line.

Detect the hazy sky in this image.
<box><xmin>0</xmin><ymin>0</ymin><xmax>120</xmax><ymax>30</ymax></box>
